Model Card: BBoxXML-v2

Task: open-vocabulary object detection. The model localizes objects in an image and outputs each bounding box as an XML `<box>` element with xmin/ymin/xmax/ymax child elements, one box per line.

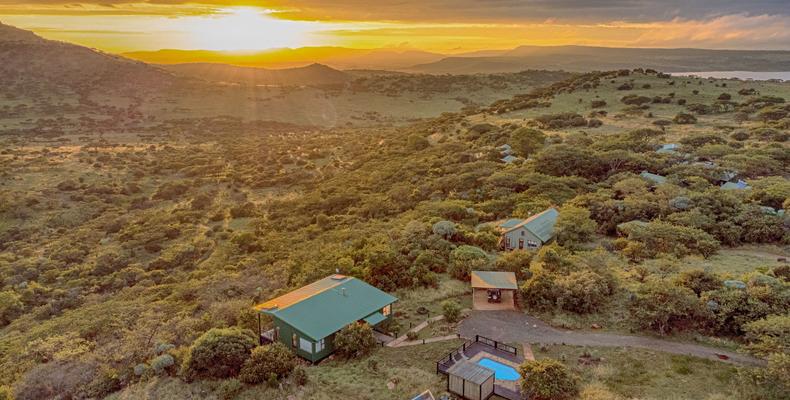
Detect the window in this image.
<box><xmin>299</xmin><ymin>338</ymin><xmax>312</xmax><ymax>353</ymax></box>
<box><xmin>520</xmin><ymin>230</ymin><xmax>525</xmax><ymax>236</ymax></box>
<box><xmin>291</xmin><ymin>333</ymin><xmax>298</xmax><ymax>348</ymax></box>
<box><xmin>382</xmin><ymin>304</ymin><xmax>391</xmax><ymax>316</ymax></box>
<box><xmin>527</xmin><ymin>240</ymin><xmax>539</xmax><ymax>248</ymax></box>
<box><xmin>316</xmin><ymin>338</ymin><xmax>325</xmax><ymax>353</ymax></box>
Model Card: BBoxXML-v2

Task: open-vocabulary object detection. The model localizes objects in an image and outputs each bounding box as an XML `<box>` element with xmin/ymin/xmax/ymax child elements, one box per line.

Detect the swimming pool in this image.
<box><xmin>477</xmin><ymin>357</ymin><xmax>521</xmax><ymax>381</ymax></box>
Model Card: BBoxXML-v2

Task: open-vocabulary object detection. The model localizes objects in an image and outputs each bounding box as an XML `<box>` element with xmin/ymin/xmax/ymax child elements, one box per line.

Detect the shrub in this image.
<box><xmin>239</xmin><ymin>342</ymin><xmax>297</xmax><ymax>384</ymax></box>
<box><xmin>334</xmin><ymin>323</ymin><xmax>376</xmax><ymax>359</ymax></box>
<box><xmin>431</xmin><ymin>220</ymin><xmax>456</xmax><ymax>239</ymax></box>
<box><xmin>406</xmin><ymin>134</ymin><xmax>429</xmax><ymax>150</ymax></box>
<box><xmin>519</xmin><ymin>359</ymin><xmax>579</xmax><ymax>400</ymax></box>
<box><xmin>630</xmin><ymin>280</ymin><xmax>705</xmax><ymax>335</ymax></box>
<box><xmin>737</xmin><ymin>353</ymin><xmax>790</xmax><ymax>400</ymax></box>
<box><xmin>448</xmin><ymin>245</ymin><xmax>490</xmax><ymax>280</ymax></box>
<box><xmin>442</xmin><ymin>300</ymin><xmax>462</xmax><ymax>323</ymax></box>
<box><xmin>554</xmin><ymin>206</ymin><xmax>596</xmax><ymax>248</ymax></box>
<box><xmin>673</xmin><ymin>113</ymin><xmax>697</xmax><ymax>124</ymax></box>
<box><xmin>676</xmin><ymin>270</ymin><xmax>721</xmax><ymax>296</ymax></box>
<box><xmin>216</xmin><ymin>378</ymin><xmax>244</xmax><ymax>400</ymax></box>
<box><xmin>495</xmin><ymin>250</ymin><xmax>534</xmax><ymax>279</ymax></box>
<box><xmin>555</xmin><ymin>270</ymin><xmax>611</xmax><ymax>313</ymax></box>
<box><xmin>743</xmin><ymin>314</ymin><xmax>790</xmax><ymax>357</ymax></box>
<box><xmin>621</xmin><ymin>94</ymin><xmax>651</xmax><ymax>105</ymax></box>
<box><xmin>511</xmin><ymin>127</ymin><xmax>546</xmax><ymax>156</ymax></box>
<box><xmin>181</xmin><ymin>327</ymin><xmax>257</xmax><ymax>380</ymax></box>
<box><xmin>292</xmin><ymin>366</ymin><xmax>308</xmax><ymax>385</ymax></box>
<box><xmin>591</xmin><ymin>100</ymin><xmax>606</xmax><ymax>108</ymax></box>
<box><xmin>150</xmin><ymin>354</ymin><xmax>175</xmax><ymax>375</ymax></box>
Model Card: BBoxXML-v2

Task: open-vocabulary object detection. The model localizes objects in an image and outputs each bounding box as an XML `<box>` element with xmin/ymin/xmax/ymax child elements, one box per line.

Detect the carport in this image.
<box><xmin>471</xmin><ymin>271</ymin><xmax>518</xmax><ymax>311</ymax></box>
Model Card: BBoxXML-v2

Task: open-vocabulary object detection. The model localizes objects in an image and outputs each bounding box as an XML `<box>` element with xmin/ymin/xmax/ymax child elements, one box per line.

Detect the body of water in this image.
<box><xmin>671</xmin><ymin>71</ymin><xmax>790</xmax><ymax>81</ymax></box>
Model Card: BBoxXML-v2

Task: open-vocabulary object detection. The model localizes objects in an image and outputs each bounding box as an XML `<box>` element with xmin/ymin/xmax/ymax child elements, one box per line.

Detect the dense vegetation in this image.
<box><xmin>0</xmin><ymin>66</ymin><xmax>787</xmax><ymax>399</ymax></box>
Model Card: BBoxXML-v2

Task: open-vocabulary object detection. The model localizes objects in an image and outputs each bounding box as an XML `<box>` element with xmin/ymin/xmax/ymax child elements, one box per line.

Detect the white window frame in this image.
<box><xmin>382</xmin><ymin>304</ymin><xmax>391</xmax><ymax>316</ymax></box>
<box><xmin>299</xmin><ymin>337</ymin><xmax>312</xmax><ymax>353</ymax></box>
<box><xmin>316</xmin><ymin>338</ymin><xmax>325</xmax><ymax>353</ymax></box>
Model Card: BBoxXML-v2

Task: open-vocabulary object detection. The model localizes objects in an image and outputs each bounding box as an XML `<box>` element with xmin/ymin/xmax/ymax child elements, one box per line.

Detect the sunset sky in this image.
<box><xmin>1</xmin><ymin>1</ymin><xmax>789</xmax><ymax>53</ymax></box>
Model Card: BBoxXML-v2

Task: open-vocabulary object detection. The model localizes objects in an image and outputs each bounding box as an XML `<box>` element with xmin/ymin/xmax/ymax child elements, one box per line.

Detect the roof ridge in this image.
<box><xmin>504</xmin><ymin>207</ymin><xmax>556</xmax><ymax>234</ymax></box>
<box><xmin>256</xmin><ymin>275</ymin><xmax>350</xmax><ymax>311</ymax></box>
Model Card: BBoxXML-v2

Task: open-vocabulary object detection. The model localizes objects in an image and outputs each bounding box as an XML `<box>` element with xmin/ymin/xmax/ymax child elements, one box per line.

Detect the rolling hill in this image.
<box><xmin>161</xmin><ymin>62</ymin><xmax>352</xmax><ymax>86</ymax></box>
<box><xmin>0</xmin><ymin>21</ymin><xmax>172</xmax><ymax>92</ymax></box>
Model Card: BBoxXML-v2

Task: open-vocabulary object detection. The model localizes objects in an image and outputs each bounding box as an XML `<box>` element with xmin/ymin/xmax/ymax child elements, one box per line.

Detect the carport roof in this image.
<box><xmin>471</xmin><ymin>271</ymin><xmax>518</xmax><ymax>290</ymax></box>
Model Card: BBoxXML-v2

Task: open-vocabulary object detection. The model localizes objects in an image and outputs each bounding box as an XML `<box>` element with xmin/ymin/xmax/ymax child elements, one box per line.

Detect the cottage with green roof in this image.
<box><xmin>493</xmin><ymin>207</ymin><xmax>558</xmax><ymax>251</ymax></box>
<box><xmin>254</xmin><ymin>274</ymin><xmax>397</xmax><ymax>362</ymax></box>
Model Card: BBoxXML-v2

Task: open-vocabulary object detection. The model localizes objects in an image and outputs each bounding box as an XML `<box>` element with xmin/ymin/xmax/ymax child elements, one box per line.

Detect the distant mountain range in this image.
<box><xmin>123</xmin><ymin>47</ymin><xmax>447</xmax><ymax>71</ymax></box>
<box><xmin>406</xmin><ymin>46</ymin><xmax>790</xmax><ymax>74</ymax></box>
<box><xmin>124</xmin><ymin>44</ymin><xmax>790</xmax><ymax>75</ymax></box>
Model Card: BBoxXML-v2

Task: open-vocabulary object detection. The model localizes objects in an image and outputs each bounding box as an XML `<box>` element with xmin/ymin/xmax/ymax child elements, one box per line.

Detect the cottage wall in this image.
<box><xmin>502</xmin><ymin>227</ymin><xmax>542</xmax><ymax>251</ymax></box>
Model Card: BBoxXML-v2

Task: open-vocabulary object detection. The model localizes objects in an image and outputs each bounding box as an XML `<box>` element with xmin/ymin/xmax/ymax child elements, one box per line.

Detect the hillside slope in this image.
<box><xmin>0</xmin><ymin>21</ymin><xmax>171</xmax><ymax>93</ymax></box>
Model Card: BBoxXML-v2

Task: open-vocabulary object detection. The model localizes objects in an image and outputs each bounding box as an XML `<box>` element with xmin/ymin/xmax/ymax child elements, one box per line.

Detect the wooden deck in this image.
<box><xmin>436</xmin><ymin>336</ymin><xmax>524</xmax><ymax>400</ymax></box>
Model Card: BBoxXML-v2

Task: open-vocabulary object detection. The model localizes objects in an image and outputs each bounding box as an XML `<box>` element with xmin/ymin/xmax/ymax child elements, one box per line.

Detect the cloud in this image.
<box><xmin>0</xmin><ymin>1</ymin><xmax>788</xmax><ymax>21</ymax></box>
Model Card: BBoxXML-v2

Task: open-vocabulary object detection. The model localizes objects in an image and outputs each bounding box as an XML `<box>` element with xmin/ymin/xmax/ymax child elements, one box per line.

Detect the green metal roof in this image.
<box><xmin>256</xmin><ymin>275</ymin><xmax>397</xmax><ymax>341</ymax></box>
<box><xmin>363</xmin><ymin>312</ymin><xmax>386</xmax><ymax>326</ymax></box>
<box><xmin>471</xmin><ymin>271</ymin><xmax>518</xmax><ymax>290</ymax></box>
<box><xmin>504</xmin><ymin>207</ymin><xmax>558</xmax><ymax>243</ymax></box>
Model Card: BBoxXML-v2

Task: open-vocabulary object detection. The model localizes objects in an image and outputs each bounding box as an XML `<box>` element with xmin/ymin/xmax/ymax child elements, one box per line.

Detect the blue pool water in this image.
<box><xmin>477</xmin><ymin>357</ymin><xmax>521</xmax><ymax>381</ymax></box>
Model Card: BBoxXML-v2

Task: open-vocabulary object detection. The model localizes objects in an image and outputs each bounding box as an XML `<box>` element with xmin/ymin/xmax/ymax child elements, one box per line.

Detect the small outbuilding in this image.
<box><xmin>471</xmin><ymin>271</ymin><xmax>518</xmax><ymax>311</ymax></box>
<box><xmin>446</xmin><ymin>360</ymin><xmax>495</xmax><ymax>400</ymax></box>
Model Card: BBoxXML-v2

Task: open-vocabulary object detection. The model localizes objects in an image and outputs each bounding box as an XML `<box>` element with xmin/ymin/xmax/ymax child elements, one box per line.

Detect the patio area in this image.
<box><xmin>436</xmin><ymin>335</ymin><xmax>525</xmax><ymax>400</ymax></box>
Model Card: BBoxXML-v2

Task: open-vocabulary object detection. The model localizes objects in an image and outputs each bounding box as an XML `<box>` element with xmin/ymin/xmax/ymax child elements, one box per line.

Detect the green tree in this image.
<box><xmin>495</xmin><ymin>249</ymin><xmax>534</xmax><ymax>279</ymax></box>
<box><xmin>448</xmin><ymin>245</ymin><xmax>490</xmax><ymax>280</ymax></box>
<box><xmin>630</xmin><ymin>280</ymin><xmax>705</xmax><ymax>335</ymax></box>
<box><xmin>511</xmin><ymin>127</ymin><xmax>546</xmax><ymax>157</ymax></box>
<box><xmin>518</xmin><ymin>359</ymin><xmax>579</xmax><ymax>400</ymax></box>
<box><xmin>181</xmin><ymin>327</ymin><xmax>257</xmax><ymax>380</ymax></box>
<box><xmin>239</xmin><ymin>342</ymin><xmax>297</xmax><ymax>384</ymax></box>
<box><xmin>442</xmin><ymin>300</ymin><xmax>462</xmax><ymax>323</ymax></box>
<box><xmin>555</xmin><ymin>206</ymin><xmax>596</xmax><ymax>248</ymax></box>
<box><xmin>333</xmin><ymin>323</ymin><xmax>376</xmax><ymax>359</ymax></box>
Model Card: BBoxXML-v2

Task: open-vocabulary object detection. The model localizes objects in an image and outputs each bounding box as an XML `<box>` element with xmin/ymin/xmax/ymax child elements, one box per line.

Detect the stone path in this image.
<box><xmin>459</xmin><ymin>310</ymin><xmax>764</xmax><ymax>366</ymax></box>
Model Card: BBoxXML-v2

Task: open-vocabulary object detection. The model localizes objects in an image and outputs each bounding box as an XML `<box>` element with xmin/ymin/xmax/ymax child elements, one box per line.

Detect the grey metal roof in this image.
<box><xmin>507</xmin><ymin>207</ymin><xmax>559</xmax><ymax>243</ymax></box>
<box><xmin>447</xmin><ymin>360</ymin><xmax>494</xmax><ymax>385</ymax></box>
<box><xmin>640</xmin><ymin>171</ymin><xmax>667</xmax><ymax>185</ymax></box>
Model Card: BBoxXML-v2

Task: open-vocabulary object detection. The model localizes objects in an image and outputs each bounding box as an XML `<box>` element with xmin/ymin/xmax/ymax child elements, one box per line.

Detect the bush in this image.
<box><xmin>737</xmin><ymin>353</ymin><xmax>790</xmax><ymax>400</ymax></box>
<box><xmin>630</xmin><ymin>280</ymin><xmax>705</xmax><ymax>334</ymax></box>
<box><xmin>181</xmin><ymin>327</ymin><xmax>257</xmax><ymax>380</ymax></box>
<box><xmin>743</xmin><ymin>314</ymin><xmax>790</xmax><ymax>357</ymax></box>
<box><xmin>676</xmin><ymin>270</ymin><xmax>721</xmax><ymax>296</ymax></box>
<box><xmin>554</xmin><ymin>206</ymin><xmax>596</xmax><ymax>248</ymax></box>
<box><xmin>511</xmin><ymin>127</ymin><xmax>546</xmax><ymax>156</ymax></box>
<box><xmin>334</xmin><ymin>323</ymin><xmax>376</xmax><ymax>359</ymax></box>
<box><xmin>431</xmin><ymin>220</ymin><xmax>456</xmax><ymax>239</ymax></box>
<box><xmin>591</xmin><ymin>100</ymin><xmax>606</xmax><ymax>108</ymax></box>
<box><xmin>519</xmin><ymin>359</ymin><xmax>579</xmax><ymax>400</ymax></box>
<box><xmin>448</xmin><ymin>245</ymin><xmax>490</xmax><ymax>280</ymax></box>
<box><xmin>150</xmin><ymin>354</ymin><xmax>175</xmax><ymax>375</ymax></box>
<box><xmin>673</xmin><ymin>113</ymin><xmax>697</xmax><ymax>124</ymax></box>
<box><xmin>555</xmin><ymin>270</ymin><xmax>611</xmax><ymax>313</ymax></box>
<box><xmin>442</xmin><ymin>300</ymin><xmax>462</xmax><ymax>323</ymax></box>
<box><xmin>239</xmin><ymin>342</ymin><xmax>297</xmax><ymax>384</ymax></box>
<box><xmin>216</xmin><ymin>378</ymin><xmax>244</xmax><ymax>400</ymax></box>
<box><xmin>292</xmin><ymin>366</ymin><xmax>308</xmax><ymax>385</ymax></box>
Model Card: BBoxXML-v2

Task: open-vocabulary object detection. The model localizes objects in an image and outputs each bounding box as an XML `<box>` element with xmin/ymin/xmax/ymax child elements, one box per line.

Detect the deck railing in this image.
<box><xmin>475</xmin><ymin>334</ymin><xmax>518</xmax><ymax>356</ymax></box>
<box><xmin>436</xmin><ymin>341</ymin><xmax>470</xmax><ymax>375</ymax></box>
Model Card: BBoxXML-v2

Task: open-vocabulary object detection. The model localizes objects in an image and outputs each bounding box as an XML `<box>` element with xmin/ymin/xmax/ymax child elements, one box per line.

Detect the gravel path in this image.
<box><xmin>458</xmin><ymin>310</ymin><xmax>764</xmax><ymax>366</ymax></box>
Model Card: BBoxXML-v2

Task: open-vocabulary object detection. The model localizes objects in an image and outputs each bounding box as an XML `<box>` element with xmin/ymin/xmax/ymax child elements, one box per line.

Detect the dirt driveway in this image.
<box><xmin>458</xmin><ymin>310</ymin><xmax>764</xmax><ymax>366</ymax></box>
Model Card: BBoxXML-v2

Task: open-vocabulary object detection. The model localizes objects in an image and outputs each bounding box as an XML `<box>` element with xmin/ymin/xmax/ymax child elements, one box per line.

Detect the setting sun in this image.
<box><xmin>179</xmin><ymin>7</ymin><xmax>324</xmax><ymax>51</ymax></box>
